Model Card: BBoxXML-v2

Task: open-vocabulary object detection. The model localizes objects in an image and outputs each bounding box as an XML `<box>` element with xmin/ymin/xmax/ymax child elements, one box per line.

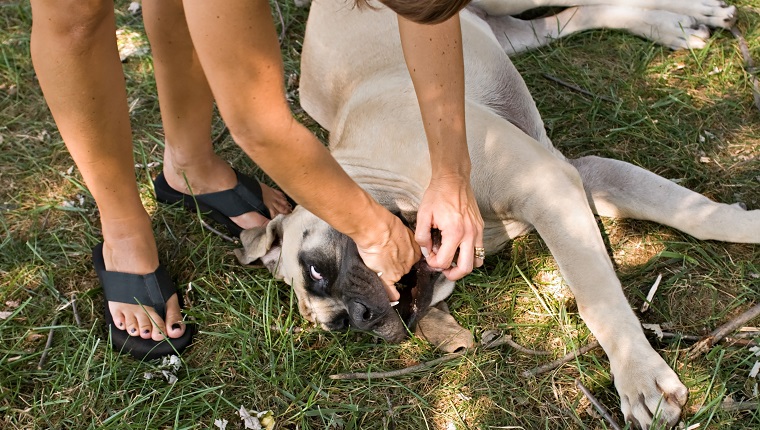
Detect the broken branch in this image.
<box><xmin>522</xmin><ymin>340</ymin><xmax>601</xmax><ymax>377</ymax></box>
<box><xmin>576</xmin><ymin>379</ymin><xmax>623</xmax><ymax>430</ymax></box>
<box><xmin>687</xmin><ymin>303</ymin><xmax>760</xmax><ymax>360</ymax></box>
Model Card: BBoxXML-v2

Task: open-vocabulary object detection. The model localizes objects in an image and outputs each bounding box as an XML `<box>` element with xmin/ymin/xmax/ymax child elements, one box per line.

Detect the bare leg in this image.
<box><xmin>142</xmin><ymin>0</ymin><xmax>292</xmax><ymax>226</ymax></box>
<box><xmin>30</xmin><ymin>0</ymin><xmax>184</xmax><ymax>341</ymax></box>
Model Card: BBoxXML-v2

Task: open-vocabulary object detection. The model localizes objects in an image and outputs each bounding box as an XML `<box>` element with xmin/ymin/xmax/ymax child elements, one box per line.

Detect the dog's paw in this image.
<box><xmin>652</xmin><ymin>18</ymin><xmax>711</xmax><ymax>50</ymax></box>
<box><xmin>611</xmin><ymin>351</ymin><xmax>688</xmax><ymax>429</ymax></box>
<box><xmin>694</xmin><ymin>1</ymin><xmax>737</xmax><ymax>29</ymax></box>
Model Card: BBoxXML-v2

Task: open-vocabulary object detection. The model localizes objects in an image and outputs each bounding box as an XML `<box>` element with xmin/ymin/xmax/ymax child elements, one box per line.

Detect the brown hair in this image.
<box><xmin>355</xmin><ymin>0</ymin><xmax>472</xmax><ymax>25</ymax></box>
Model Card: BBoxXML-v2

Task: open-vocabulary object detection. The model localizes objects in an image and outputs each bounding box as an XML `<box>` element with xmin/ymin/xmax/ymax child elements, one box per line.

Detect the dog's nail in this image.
<box><xmin>420</xmin><ymin>246</ymin><xmax>429</xmax><ymax>258</ymax></box>
<box><xmin>390</xmin><ymin>301</ymin><xmax>399</xmax><ymax>307</ymax></box>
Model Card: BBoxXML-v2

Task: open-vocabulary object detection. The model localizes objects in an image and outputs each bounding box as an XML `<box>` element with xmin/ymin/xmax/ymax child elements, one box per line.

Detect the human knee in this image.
<box><xmin>33</xmin><ymin>0</ymin><xmax>113</xmax><ymax>46</ymax></box>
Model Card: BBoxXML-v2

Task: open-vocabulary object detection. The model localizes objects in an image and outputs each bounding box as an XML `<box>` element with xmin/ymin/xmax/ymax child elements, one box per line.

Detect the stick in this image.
<box><xmin>522</xmin><ymin>340</ymin><xmax>601</xmax><ymax>377</ymax></box>
<box><xmin>687</xmin><ymin>303</ymin><xmax>760</xmax><ymax>360</ymax></box>
<box><xmin>730</xmin><ymin>26</ymin><xmax>760</xmax><ymax>113</ymax></box>
<box><xmin>200</xmin><ymin>220</ymin><xmax>237</xmax><ymax>243</ymax></box>
<box><xmin>721</xmin><ymin>401</ymin><xmax>760</xmax><ymax>412</ymax></box>
<box><xmin>483</xmin><ymin>334</ymin><xmax>551</xmax><ymax>356</ymax></box>
<box><xmin>542</xmin><ymin>73</ymin><xmax>619</xmax><ymax>103</ymax></box>
<box><xmin>329</xmin><ymin>352</ymin><xmax>465</xmax><ymax>380</ymax></box>
<box><xmin>71</xmin><ymin>293</ymin><xmax>82</xmax><ymax>327</ymax></box>
<box><xmin>272</xmin><ymin>0</ymin><xmax>286</xmax><ymax>44</ymax></box>
<box><xmin>640</xmin><ymin>274</ymin><xmax>662</xmax><ymax>313</ymax></box>
<box><xmin>38</xmin><ymin>316</ymin><xmax>58</xmax><ymax>370</ymax></box>
<box><xmin>211</xmin><ymin>125</ymin><xmax>229</xmax><ymax>147</ymax></box>
<box><xmin>576</xmin><ymin>379</ymin><xmax>623</xmax><ymax>430</ymax></box>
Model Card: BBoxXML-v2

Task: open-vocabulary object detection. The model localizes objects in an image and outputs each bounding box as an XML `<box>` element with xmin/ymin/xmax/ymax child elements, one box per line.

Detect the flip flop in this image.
<box><xmin>93</xmin><ymin>243</ymin><xmax>194</xmax><ymax>360</ymax></box>
<box><xmin>153</xmin><ymin>170</ymin><xmax>288</xmax><ymax>238</ymax></box>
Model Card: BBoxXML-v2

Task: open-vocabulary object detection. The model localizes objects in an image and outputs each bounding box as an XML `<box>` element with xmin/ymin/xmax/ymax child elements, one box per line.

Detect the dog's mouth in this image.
<box><xmin>392</xmin><ymin>259</ymin><xmax>438</xmax><ymax>329</ymax></box>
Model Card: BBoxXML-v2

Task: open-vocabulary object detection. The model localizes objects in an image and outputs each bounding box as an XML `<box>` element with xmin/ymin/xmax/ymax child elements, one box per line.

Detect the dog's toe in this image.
<box><xmin>613</xmin><ymin>352</ymin><xmax>687</xmax><ymax>429</ymax></box>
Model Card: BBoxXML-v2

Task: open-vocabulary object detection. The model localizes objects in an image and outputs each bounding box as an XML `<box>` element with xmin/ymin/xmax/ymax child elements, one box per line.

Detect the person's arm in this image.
<box><xmin>181</xmin><ymin>0</ymin><xmax>418</xmax><ymax>301</ymax></box>
<box><xmin>397</xmin><ymin>14</ymin><xmax>484</xmax><ymax>280</ymax></box>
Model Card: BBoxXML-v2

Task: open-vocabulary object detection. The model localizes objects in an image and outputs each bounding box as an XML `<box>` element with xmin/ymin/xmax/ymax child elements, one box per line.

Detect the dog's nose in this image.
<box><xmin>347</xmin><ymin>299</ymin><xmax>384</xmax><ymax>330</ymax></box>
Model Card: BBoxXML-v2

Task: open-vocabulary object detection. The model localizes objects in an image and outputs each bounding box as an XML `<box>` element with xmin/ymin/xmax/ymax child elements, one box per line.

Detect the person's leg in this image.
<box><xmin>142</xmin><ymin>0</ymin><xmax>291</xmax><ymax>227</ymax></box>
<box><xmin>30</xmin><ymin>0</ymin><xmax>184</xmax><ymax>341</ymax></box>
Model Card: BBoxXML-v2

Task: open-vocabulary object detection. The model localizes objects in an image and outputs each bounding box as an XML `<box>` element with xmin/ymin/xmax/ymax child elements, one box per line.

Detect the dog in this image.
<box><xmin>236</xmin><ymin>0</ymin><xmax>756</xmax><ymax>427</ymax></box>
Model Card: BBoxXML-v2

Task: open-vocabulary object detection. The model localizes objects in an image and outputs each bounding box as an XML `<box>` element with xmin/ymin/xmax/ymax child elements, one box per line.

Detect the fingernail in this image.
<box><xmin>172</xmin><ymin>323</ymin><xmax>182</xmax><ymax>330</ymax></box>
<box><xmin>420</xmin><ymin>247</ymin><xmax>429</xmax><ymax>258</ymax></box>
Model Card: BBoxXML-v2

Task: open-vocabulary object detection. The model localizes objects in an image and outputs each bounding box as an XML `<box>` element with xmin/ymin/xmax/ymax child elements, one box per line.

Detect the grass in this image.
<box><xmin>1</xmin><ymin>0</ymin><xmax>759</xmax><ymax>428</ymax></box>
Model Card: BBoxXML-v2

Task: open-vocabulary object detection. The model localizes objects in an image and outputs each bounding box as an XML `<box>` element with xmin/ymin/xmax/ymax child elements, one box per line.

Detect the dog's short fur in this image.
<box><xmin>237</xmin><ymin>0</ymin><xmax>755</xmax><ymax>427</ymax></box>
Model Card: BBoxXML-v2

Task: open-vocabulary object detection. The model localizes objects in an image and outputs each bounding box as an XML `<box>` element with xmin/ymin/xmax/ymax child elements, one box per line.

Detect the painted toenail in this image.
<box><xmin>172</xmin><ymin>323</ymin><xmax>182</xmax><ymax>330</ymax></box>
<box><xmin>130</xmin><ymin>328</ymin><xmax>137</xmax><ymax>333</ymax></box>
<box><xmin>143</xmin><ymin>329</ymin><xmax>150</xmax><ymax>334</ymax></box>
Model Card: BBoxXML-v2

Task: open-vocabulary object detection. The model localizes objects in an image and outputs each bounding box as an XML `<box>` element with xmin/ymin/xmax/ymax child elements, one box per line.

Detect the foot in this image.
<box><xmin>163</xmin><ymin>151</ymin><xmax>292</xmax><ymax>229</ymax></box>
<box><xmin>101</xmin><ymin>213</ymin><xmax>186</xmax><ymax>342</ymax></box>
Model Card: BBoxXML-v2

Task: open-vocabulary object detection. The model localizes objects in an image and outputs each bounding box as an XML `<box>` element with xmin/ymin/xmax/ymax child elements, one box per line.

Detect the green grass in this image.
<box><xmin>2</xmin><ymin>1</ymin><xmax>760</xmax><ymax>428</ymax></box>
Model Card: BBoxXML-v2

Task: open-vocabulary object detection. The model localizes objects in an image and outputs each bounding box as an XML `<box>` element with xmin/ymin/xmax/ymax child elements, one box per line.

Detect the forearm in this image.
<box><xmin>242</xmin><ymin>116</ymin><xmax>390</xmax><ymax>246</ymax></box>
<box><xmin>397</xmin><ymin>14</ymin><xmax>471</xmax><ymax>179</ymax></box>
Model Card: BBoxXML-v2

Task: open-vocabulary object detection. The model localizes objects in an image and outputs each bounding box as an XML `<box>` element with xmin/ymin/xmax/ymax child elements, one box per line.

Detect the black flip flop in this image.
<box><xmin>93</xmin><ymin>243</ymin><xmax>194</xmax><ymax>360</ymax></box>
<box><xmin>153</xmin><ymin>170</ymin><xmax>289</xmax><ymax>238</ymax></box>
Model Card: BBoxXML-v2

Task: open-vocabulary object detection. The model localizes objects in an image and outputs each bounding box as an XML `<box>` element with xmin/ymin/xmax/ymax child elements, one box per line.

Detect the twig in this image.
<box><xmin>200</xmin><ymin>220</ymin><xmax>237</xmax><ymax>243</ymax></box>
<box><xmin>542</xmin><ymin>73</ymin><xmax>620</xmax><ymax>103</ymax></box>
<box><xmin>731</xmin><ymin>26</ymin><xmax>760</xmax><ymax>113</ymax></box>
<box><xmin>687</xmin><ymin>303</ymin><xmax>760</xmax><ymax>360</ymax></box>
<box><xmin>71</xmin><ymin>293</ymin><xmax>82</xmax><ymax>327</ymax></box>
<box><xmin>483</xmin><ymin>334</ymin><xmax>551</xmax><ymax>356</ymax></box>
<box><xmin>211</xmin><ymin>125</ymin><xmax>229</xmax><ymax>147</ymax></box>
<box><xmin>38</xmin><ymin>315</ymin><xmax>58</xmax><ymax>370</ymax></box>
<box><xmin>576</xmin><ymin>379</ymin><xmax>623</xmax><ymax>430</ymax></box>
<box><xmin>640</xmin><ymin>274</ymin><xmax>662</xmax><ymax>312</ymax></box>
<box><xmin>721</xmin><ymin>401</ymin><xmax>760</xmax><ymax>412</ymax></box>
<box><xmin>329</xmin><ymin>351</ymin><xmax>464</xmax><ymax>380</ymax></box>
<box><xmin>522</xmin><ymin>340</ymin><xmax>601</xmax><ymax>377</ymax></box>
<box><xmin>272</xmin><ymin>0</ymin><xmax>286</xmax><ymax>44</ymax></box>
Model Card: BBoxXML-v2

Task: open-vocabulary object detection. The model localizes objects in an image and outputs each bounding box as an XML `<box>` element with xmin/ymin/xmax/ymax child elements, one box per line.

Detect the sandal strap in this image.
<box><xmin>100</xmin><ymin>266</ymin><xmax>175</xmax><ymax>317</ymax></box>
<box><xmin>194</xmin><ymin>170</ymin><xmax>270</xmax><ymax>219</ymax></box>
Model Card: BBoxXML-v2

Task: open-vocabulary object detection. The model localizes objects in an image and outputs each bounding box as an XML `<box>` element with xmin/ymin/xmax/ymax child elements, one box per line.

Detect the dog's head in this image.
<box><xmin>235</xmin><ymin>206</ymin><xmax>453</xmax><ymax>343</ymax></box>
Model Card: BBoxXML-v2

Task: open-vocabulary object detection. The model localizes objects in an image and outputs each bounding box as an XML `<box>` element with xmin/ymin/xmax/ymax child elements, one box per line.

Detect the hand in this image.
<box><xmin>415</xmin><ymin>174</ymin><xmax>484</xmax><ymax>281</ymax></box>
<box><xmin>355</xmin><ymin>213</ymin><xmax>421</xmax><ymax>301</ymax></box>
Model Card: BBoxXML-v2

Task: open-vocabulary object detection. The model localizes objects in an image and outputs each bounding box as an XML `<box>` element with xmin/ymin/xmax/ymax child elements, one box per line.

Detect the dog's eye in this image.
<box><xmin>309</xmin><ymin>265</ymin><xmax>323</xmax><ymax>281</ymax></box>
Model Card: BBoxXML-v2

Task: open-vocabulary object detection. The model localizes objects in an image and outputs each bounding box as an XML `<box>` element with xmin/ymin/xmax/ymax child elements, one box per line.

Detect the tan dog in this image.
<box><xmin>236</xmin><ymin>0</ymin><xmax>757</xmax><ymax>427</ymax></box>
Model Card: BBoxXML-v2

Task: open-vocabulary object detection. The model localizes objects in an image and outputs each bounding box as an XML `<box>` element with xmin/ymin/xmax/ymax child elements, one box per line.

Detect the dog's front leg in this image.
<box><xmin>519</xmin><ymin>159</ymin><xmax>688</xmax><ymax>428</ymax></box>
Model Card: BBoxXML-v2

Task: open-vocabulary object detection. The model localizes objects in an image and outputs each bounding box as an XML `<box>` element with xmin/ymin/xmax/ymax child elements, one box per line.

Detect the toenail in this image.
<box><xmin>172</xmin><ymin>323</ymin><xmax>182</xmax><ymax>330</ymax></box>
<box><xmin>118</xmin><ymin>322</ymin><xmax>124</xmax><ymax>327</ymax></box>
<box><xmin>143</xmin><ymin>329</ymin><xmax>150</xmax><ymax>334</ymax></box>
<box><xmin>130</xmin><ymin>328</ymin><xmax>137</xmax><ymax>333</ymax></box>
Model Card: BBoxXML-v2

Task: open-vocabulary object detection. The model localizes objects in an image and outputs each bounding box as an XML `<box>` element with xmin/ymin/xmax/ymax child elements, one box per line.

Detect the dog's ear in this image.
<box><xmin>234</xmin><ymin>214</ymin><xmax>286</xmax><ymax>278</ymax></box>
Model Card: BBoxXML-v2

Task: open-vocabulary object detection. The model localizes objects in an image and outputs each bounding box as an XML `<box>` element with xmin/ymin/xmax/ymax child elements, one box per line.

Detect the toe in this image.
<box><xmin>134</xmin><ymin>311</ymin><xmax>156</xmax><ymax>340</ymax></box>
<box><xmin>110</xmin><ymin>306</ymin><xmax>126</xmax><ymax>331</ymax></box>
<box><xmin>163</xmin><ymin>294</ymin><xmax>186</xmax><ymax>339</ymax></box>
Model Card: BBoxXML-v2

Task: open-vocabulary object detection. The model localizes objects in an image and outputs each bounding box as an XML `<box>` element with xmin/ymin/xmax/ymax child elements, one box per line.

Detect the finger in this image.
<box><xmin>414</xmin><ymin>209</ymin><xmax>434</xmax><ymax>252</ymax></box>
<box><xmin>448</xmin><ymin>240</ymin><xmax>474</xmax><ymax>281</ymax></box>
<box><xmin>427</xmin><ymin>228</ymin><xmax>461</xmax><ymax>270</ymax></box>
<box><xmin>379</xmin><ymin>274</ymin><xmax>401</xmax><ymax>301</ymax></box>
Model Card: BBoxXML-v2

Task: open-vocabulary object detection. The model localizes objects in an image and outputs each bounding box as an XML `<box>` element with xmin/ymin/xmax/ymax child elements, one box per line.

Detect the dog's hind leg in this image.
<box><xmin>485</xmin><ymin>5</ymin><xmax>713</xmax><ymax>54</ymax></box>
<box><xmin>515</xmin><ymin>155</ymin><xmax>688</xmax><ymax>428</ymax></box>
<box><xmin>569</xmin><ymin>155</ymin><xmax>760</xmax><ymax>243</ymax></box>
